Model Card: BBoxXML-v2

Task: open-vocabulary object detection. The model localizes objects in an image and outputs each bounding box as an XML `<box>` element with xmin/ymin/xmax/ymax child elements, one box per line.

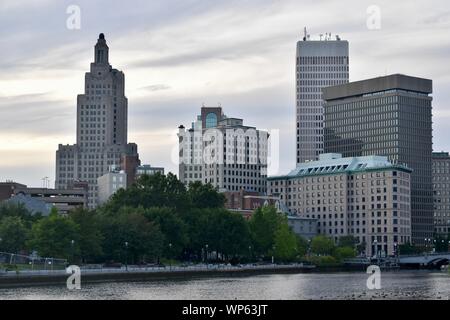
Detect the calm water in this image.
<box><xmin>0</xmin><ymin>270</ymin><xmax>449</xmax><ymax>300</ymax></box>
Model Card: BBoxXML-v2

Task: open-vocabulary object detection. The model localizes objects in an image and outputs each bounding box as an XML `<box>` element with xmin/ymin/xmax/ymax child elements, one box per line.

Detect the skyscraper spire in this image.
<box><xmin>94</xmin><ymin>33</ymin><xmax>109</xmax><ymax>64</ymax></box>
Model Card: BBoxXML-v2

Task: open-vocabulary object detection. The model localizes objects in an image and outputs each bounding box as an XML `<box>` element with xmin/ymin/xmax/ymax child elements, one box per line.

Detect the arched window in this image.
<box><xmin>205</xmin><ymin>113</ymin><xmax>218</xmax><ymax>128</ymax></box>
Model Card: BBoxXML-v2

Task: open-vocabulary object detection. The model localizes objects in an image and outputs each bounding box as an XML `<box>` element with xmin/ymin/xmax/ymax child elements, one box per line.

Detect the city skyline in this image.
<box><xmin>1</xmin><ymin>0</ymin><xmax>450</xmax><ymax>187</ymax></box>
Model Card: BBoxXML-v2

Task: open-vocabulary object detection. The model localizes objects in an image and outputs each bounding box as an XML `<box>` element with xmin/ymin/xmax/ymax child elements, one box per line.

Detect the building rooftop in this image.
<box><xmin>323</xmin><ymin>74</ymin><xmax>432</xmax><ymax>101</ymax></box>
<box><xmin>432</xmin><ymin>152</ymin><xmax>450</xmax><ymax>159</ymax></box>
<box><xmin>268</xmin><ymin>153</ymin><xmax>411</xmax><ymax>180</ymax></box>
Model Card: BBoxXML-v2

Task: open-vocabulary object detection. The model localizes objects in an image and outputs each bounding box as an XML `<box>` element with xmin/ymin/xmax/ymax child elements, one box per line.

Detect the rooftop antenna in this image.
<box><xmin>303</xmin><ymin>27</ymin><xmax>308</xmax><ymax>41</ymax></box>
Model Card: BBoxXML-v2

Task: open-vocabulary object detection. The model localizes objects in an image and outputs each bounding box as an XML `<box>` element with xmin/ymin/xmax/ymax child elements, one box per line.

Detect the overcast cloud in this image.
<box><xmin>0</xmin><ymin>0</ymin><xmax>449</xmax><ymax>186</ymax></box>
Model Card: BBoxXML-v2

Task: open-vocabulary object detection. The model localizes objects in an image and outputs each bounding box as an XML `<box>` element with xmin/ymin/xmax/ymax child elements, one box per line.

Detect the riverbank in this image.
<box><xmin>0</xmin><ymin>264</ymin><xmax>316</xmax><ymax>289</ymax></box>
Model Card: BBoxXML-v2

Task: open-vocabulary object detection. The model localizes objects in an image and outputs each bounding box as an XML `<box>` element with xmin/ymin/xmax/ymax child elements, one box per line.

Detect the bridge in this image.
<box><xmin>399</xmin><ymin>253</ymin><xmax>450</xmax><ymax>269</ymax></box>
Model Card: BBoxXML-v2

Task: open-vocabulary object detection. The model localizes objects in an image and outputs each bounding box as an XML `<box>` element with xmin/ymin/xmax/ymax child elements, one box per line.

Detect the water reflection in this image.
<box><xmin>0</xmin><ymin>271</ymin><xmax>448</xmax><ymax>300</ymax></box>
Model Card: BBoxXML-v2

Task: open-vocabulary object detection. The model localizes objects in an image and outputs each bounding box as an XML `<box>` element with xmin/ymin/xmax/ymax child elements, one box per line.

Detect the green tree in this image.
<box><xmin>273</xmin><ymin>222</ymin><xmax>298</xmax><ymax>262</ymax></box>
<box><xmin>311</xmin><ymin>235</ymin><xmax>335</xmax><ymax>256</ymax></box>
<box><xmin>104</xmin><ymin>172</ymin><xmax>190</xmax><ymax>212</ymax></box>
<box><xmin>100</xmin><ymin>208</ymin><xmax>164</xmax><ymax>264</ymax></box>
<box><xmin>296</xmin><ymin>235</ymin><xmax>309</xmax><ymax>258</ymax></box>
<box><xmin>398</xmin><ymin>242</ymin><xmax>421</xmax><ymax>255</ymax></box>
<box><xmin>333</xmin><ymin>246</ymin><xmax>357</xmax><ymax>261</ymax></box>
<box><xmin>338</xmin><ymin>236</ymin><xmax>359</xmax><ymax>248</ymax></box>
<box><xmin>187</xmin><ymin>181</ymin><xmax>225</xmax><ymax>209</ymax></box>
<box><xmin>143</xmin><ymin>207</ymin><xmax>188</xmax><ymax>258</ymax></box>
<box><xmin>248</xmin><ymin>206</ymin><xmax>284</xmax><ymax>256</ymax></box>
<box><xmin>28</xmin><ymin>209</ymin><xmax>80</xmax><ymax>259</ymax></box>
<box><xmin>69</xmin><ymin>208</ymin><xmax>103</xmax><ymax>263</ymax></box>
<box><xmin>0</xmin><ymin>216</ymin><xmax>29</xmax><ymax>253</ymax></box>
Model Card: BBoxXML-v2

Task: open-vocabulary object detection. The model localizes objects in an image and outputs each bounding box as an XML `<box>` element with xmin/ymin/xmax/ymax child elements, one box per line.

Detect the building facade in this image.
<box><xmin>55</xmin><ymin>34</ymin><xmax>139</xmax><ymax>208</ymax></box>
<box><xmin>323</xmin><ymin>74</ymin><xmax>433</xmax><ymax>246</ymax></box>
<box><xmin>0</xmin><ymin>182</ymin><xmax>87</xmax><ymax>214</ymax></box>
<box><xmin>296</xmin><ymin>32</ymin><xmax>349</xmax><ymax>164</ymax></box>
<box><xmin>268</xmin><ymin>153</ymin><xmax>412</xmax><ymax>256</ymax></box>
<box><xmin>136</xmin><ymin>165</ymin><xmax>165</xmax><ymax>178</ymax></box>
<box><xmin>432</xmin><ymin>152</ymin><xmax>450</xmax><ymax>236</ymax></box>
<box><xmin>178</xmin><ymin>106</ymin><xmax>268</xmax><ymax>193</ymax></box>
<box><xmin>97</xmin><ymin>170</ymin><xmax>127</xmax><ymax>205</ymax></box>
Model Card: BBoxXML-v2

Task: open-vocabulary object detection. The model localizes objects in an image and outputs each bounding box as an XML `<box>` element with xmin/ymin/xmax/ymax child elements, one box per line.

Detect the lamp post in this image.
<box><xmin>169</xmin><ymin>243</ymin><xmax>172</xmax><ymax>271</ymax></box>
<box><xmin>272</xmin><ymin>245</ymin><xmax>276</xmax><ymax>265</ymax></box>
<box><xmin>373</xmin><ymin>240</ymin><xmax>378</xmax><ymax>265</ymax></box>
<box><xmin>205</xmin><ymin>244</ymin><xmax>209</xmax><ymax>268</ymax></box>
<box><xmin>125</xmin><ymin>241</ymin><xmax>129</xmax><ymax>271</ymax></box>
<box><xmin>71</xmin><ymin>239</ymin><xmax>75</xmax><ymax>264</ymax></box>
<box><xmin>248</xmin><ymin>245</ymin><xmax>252</xmax><ymax>263</ymax></box>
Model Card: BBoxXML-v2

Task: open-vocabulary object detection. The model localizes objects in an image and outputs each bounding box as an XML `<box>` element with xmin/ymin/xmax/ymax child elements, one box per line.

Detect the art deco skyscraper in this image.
<box><xmin>296</xmin><ymin>32</ymin><xmax>349</xmax><ymax>164</ymax></box>
<box><xmin>55</xmin><ymin>34</ymin><xmax>139</xmax><ymax>208</ymax></box>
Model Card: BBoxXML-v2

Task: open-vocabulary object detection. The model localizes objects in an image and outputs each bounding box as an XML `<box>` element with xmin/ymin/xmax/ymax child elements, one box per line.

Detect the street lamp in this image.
<box><xmin>124</xmin><ymin>241</ymin><xmax>129</xmax><ymax>271</ymax></box>
<box><xmin>71</xmin><ymin>239</ymin><xmax>75</xmax><ymax>263</ymax></box>
<box><xmin>272</xmin><ymin>245</ymin><xmax>276</xmax><ymax>265</ymax></box>
<box><xmin>169</xmin><ymin>243</ymin><xmax>172</xmax><ymax>271</ymax></box>
<box><xmin>248</xmin><ymin>245</ymin><xmax>252</xmax><ymax>263</ymax></box>
<box><xmin>205</xmin><ymin>244</ymin><xmax>209</xmax><ymax>267</ymax></box>
<box><xmin>373</xmin><ymin>240</ymin><xmax>378</xmax><ymax>265</ymax></box>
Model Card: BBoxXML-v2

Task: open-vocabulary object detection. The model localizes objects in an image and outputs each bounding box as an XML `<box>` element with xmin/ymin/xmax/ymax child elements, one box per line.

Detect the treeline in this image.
<box><xmin>0</xmin><ymin>173</ymin><xmax>366</xmax><ymax>265</ymax></box>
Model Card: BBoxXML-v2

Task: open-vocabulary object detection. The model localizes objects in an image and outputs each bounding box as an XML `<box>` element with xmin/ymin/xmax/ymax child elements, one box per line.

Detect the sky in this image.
<box><xmin>0</xmin><ymin>0</ymin><xmax>449</xmax><ymax>187</ymax></box>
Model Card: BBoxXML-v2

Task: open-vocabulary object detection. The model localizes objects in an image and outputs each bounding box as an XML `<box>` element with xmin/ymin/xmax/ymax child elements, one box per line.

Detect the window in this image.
<box><xmin>205</xmin><ymin>113</ymin><xmax>218</xmax><ymax>128</ymax></box>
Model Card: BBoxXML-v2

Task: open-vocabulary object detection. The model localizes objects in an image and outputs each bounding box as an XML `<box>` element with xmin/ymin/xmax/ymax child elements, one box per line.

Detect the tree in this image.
<box><xmin>248</xmin><ymin>206</ymin><xmax>284</xmax><ymax>256</ymax></box>
<box><xmin>338</xmin><ymin>236</ymin><xmax>359</xmax><ymax>248</ymax></box>
<box><xmin>296</xmin><ymin>235</ymin><xmax>309</xmax><ymax>258</ymax></box>
<box><xmin>104</xmin><ymin>172</ymin><xmax>190</xmax><ymax>212</ymax></box>
<box><xmin>187</xmin><ymin>181</ymin><xmax>225</xmax><ymax>209</ymax></box>
<box><xmin>398</xmin><ymin>242</ymin><xmax>421</xmax><ymax>255</ymax></box>
<box><xmin>181</xmin><ymin>208</ymin><xmax>251</xmax><ymax>262</ymax></box>
<box><xmin>100</xmin><ymin>208</ymin><xmax>164</xmax><ymax>264</ymax></box>
<box><xmin>273</xmin><ymin>222</ymin><xmax>298</xmax><ymax>262</ymax></box>
<box><xmin>311</xmin><ymin>235</ymin><xmax>335</xmax><ymax>256</ymax></box>
<box><xmin>28</xmin><ymin>209</ymin><xmax>80</xmax><ymax>259</ymax></box>
<box><xmin>0</xmin><ymin>216</ymin><xmax>29</xmax><ymax>253</ymax></box>
<box><xmin>333</xmin><ymin>247</ymin><xmax>357</xmax><ymax>261</ymax></box>
<box><xmin>143</xmin><ymin>207</ymin><xmax>188</xmax><ymax>258</ymax></box>
<box><xmin>69</xmin><ymin>208</ymin><xmax>103</xmax><ymax>263</ymax></box>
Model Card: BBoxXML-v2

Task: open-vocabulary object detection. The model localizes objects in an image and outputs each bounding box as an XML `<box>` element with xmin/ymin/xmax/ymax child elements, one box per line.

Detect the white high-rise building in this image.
<box><xmin>178</xmin><ymin>106</ymin><xmax>268</xmax><ymax>193</ymax></box>
<box><xmin>55</xmin><ymin>34</ymin><xmax>139</xmax><ymax>208</ymax></box>
<box><xmin>296</xmin><ymin>31</ymin><xmax>349</xmax><ymax>164</ymax></box>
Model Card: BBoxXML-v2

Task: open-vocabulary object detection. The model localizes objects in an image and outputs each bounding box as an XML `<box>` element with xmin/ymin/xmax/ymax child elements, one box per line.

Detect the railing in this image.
<box><xmin>0</xmin><ymin>263</ymin><xmax>314</xmax><ymax>277</ymax></box>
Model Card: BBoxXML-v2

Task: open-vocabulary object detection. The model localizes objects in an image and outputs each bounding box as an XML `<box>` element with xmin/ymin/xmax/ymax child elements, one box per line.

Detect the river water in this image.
<box><xmin>0</xmin><ymin>270</ymin><xmax>449</xmax><ymax>300</ymax></box>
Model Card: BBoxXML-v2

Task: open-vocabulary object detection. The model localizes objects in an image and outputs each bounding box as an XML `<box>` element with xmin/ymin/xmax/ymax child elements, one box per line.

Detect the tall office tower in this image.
<box><xmin>178</xmin><ymin>105</ymin><xmax>268</xmax><ymax>193</ymax></box>
<box><xmin>323</xmin><ymin>74</ymin><xmax>433</xmax><ymax>245</ymax></box>
<box><xmin>56</xmin><ymin>34</ymin><xmax>139</xmax><ymax>208</ymax></box>
<box><xmin>268</xmin><ymin>153</ymin><xmax>412</xmax><ymax>256</ymax></box>
<box><xmin>432</xmin><ymin>152</ymin><xmax>450</xmax><ymax>236</ymax></box>
<box><xmin>296</xmin><ymin>32</ymin><xmax>349</xmax><ymax>164</ymax></box>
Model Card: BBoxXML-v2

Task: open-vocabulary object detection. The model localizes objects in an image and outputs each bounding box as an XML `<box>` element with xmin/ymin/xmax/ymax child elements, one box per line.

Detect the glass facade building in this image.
<box><xmin>323</xmin><ymin>74</ymin><xmax>433</xmax><ymax>245</ymax></box>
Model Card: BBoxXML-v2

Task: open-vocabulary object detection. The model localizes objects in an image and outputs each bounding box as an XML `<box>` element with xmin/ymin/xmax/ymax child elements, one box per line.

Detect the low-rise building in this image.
<box><xmin>136</xmin><ymin>165</ymin><xmax>165</xmax><ymax>178</ymax></box>
<box><xmin>1</xmin><ymin>181</ymin><xmax>88</xmax><ymax>214</ymax></box>
<box><xmin>287</xmin><ymin>216</ymin><xmax>318</xmax><ymax>240</ymax></box>
<box><xmin>268</xmin><ymin>153</ymin><xmax>412</xmax><ymax>256</ymax></box>
<box><xmin>97</xmin><ymin>169</ymin><xmax>127</xmax><ymax>205</ymax></box>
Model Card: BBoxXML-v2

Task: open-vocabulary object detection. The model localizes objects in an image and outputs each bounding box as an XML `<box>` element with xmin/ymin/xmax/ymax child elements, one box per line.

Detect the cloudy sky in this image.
<box><xmin>0</xmin><ymin>0</ymin><xmax>449</xmax><ymax>187</ymax></box>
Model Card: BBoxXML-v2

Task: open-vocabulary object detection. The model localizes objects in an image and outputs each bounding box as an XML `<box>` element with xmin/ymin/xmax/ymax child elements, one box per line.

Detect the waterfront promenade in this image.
<box><xmin>0</xmin><ymin>263</ymin><xmax>316</xmax><ymax>288</ymax></box>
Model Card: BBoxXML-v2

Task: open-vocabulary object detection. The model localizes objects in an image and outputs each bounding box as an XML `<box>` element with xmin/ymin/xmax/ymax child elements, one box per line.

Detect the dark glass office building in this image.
<box><xmin>323</xmin><ymin>74</ymin><xmax>433</xmax><ymax>245</ymax></box>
